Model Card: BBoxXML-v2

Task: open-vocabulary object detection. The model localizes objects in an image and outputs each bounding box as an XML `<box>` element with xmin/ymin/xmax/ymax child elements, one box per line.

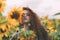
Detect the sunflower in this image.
<box><xmin>0</xmin><ymin>23</ymin><xmax>10</xmax><ymax>39</ymax></box>
<box><xmin>44</xmin><ymin>14</ymin><xmax>48</xmax><ymax>20</ymax></box>
<box><xmin>7</xmin><ymin>7</ymin><xmax>24</xmax><ymax>26</ymax></box>
<box><xmin>0</xmin><ymin>0</ymin><xmax>6</xmax><ymax>12</ymax></box>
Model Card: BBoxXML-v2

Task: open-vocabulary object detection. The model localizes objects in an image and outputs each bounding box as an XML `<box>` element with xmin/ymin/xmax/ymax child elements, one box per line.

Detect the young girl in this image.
<box><xmin>22</xmin><ymin>7</ymin><xmax>51</xmax><ymax>40</ymax></box>
<box><xmin>11</xmin><ymin>7</ymin><xmax>51</xmax><ymax>40</ymax></box>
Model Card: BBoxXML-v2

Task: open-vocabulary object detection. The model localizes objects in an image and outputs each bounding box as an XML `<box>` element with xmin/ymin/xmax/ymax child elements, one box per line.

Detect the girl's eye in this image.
<box><xmin>22</xmin><ymin>13</ymin><xmax>30</xmax><ymax>17</ymax></box>
<box><xmin>25</xmin><ymin>13</ymin><xmax>30</xmax><ymax>16</ymax></box>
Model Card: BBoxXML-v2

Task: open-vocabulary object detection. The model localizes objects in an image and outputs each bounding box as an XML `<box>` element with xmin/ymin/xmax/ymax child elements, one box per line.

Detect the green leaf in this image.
<box><xmin>56</xmin><ymin>24</ymin><xmax>60</xmax><ymax>32</ymax></box>
<box><xmin>21</xmin><ymin>31</ymin><xmax>34</xmax><ymax>38</ymax></box>
<box><xmin>47</xmin><ymin>29</ymin><xmax>50</xmax><ymax>33</ymax></box>
<box><xmin>0</xmin><ymin>12</ymin><xmax>2</xmax><ymax>17</ymax></box>
<box><xmin>0</xmin><ymin>19</ymin><xmax>7</xmax><ymax>24</ymax></box>
<box><xmin>21</xmin><ymin>31</ymin><xmax>27</xmax><ymax>38</ymax></box>
<box><xmin>28</xmin><ymin>31</ymin><xmax>34</xmax><ymax>36</ymax></box>
<box><xmin>2</xmin><ymin>36</ymin><xmax>9</xmax><ymax>40</ymax></box>
<box><xmin>28</xmin><ymin>23</ymin><xmax>31</xmax><ymax>26</ymax></box>
<box><xmin>54</xmin><ymin>12</ymin><xmax>60</xmax><ymax>16</ymax></box>
<box><xmin>42</xmin><ymin>20</ymin><xmax>48</xmax><ymax>25</ymax></box>
<box><xmin>51</xmin><ymin>22</ymin><xmax>56</xmax><ymax>28</ymax></box>
<box><xmin>51</xmin><ymin>32</ymin><xmax>58</xmax><ymax>36</ymax></box>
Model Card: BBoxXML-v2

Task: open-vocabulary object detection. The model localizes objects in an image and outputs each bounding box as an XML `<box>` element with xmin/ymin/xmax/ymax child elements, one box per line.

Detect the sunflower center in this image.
<box><xmin>0</xmin><ymin>3</ymin><xmax>2</xmax><ymax>8</ymax></box>
<box><xmin>0</xmin><ymin>28</ymin><xmax>6</xmax><ymax>33</ymax></box>
<box><xmin>11</xmin><ymin>11</ymin><xmax>20</xmax><ymax>19</ymax></box>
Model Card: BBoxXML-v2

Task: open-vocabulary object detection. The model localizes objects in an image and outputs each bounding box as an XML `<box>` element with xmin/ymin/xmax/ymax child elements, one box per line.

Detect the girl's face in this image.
<box><xmin>22</xmin><ymin>10</ymin><xmax>30</xmax><ymax>23</ymax></box>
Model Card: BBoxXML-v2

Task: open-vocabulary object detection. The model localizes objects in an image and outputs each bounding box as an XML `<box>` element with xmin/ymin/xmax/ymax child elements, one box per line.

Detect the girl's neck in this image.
<box><xmin>23</xmin><ymin>23</ymin><xmax>29</xmax><ymax>31</ymax></box>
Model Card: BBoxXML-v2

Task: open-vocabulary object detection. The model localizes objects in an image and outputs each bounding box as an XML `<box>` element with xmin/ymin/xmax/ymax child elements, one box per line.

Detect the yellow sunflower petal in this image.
<box><xmin>0</xmin><ymin>0</ymin><xmax>6</xmax><ymax>12</ymax></box>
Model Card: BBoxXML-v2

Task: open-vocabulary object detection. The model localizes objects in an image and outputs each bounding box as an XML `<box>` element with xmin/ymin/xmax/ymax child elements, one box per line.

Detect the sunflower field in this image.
<box><xmin>0</xmin><ymin>0</ymin><xmax>60</xmax><ymax>40</ymax></box>
<box><xmin>0</xmin><ymin>0</ymin><xmax>36</xmax><ymax>40</ymax></box>
<box><xmin>41</xmin><ymin>15</ymin><xmax>60</xmax><ymax>40</ymax></box>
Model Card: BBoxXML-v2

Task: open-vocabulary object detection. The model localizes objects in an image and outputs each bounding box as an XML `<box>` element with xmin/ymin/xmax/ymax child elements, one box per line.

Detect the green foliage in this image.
<box><xmin>0</xmin><ymin>19</ymin><xmax>8</xmax><ymax>24</ymax></box>
<box><xmin>21</xmin><ymin>31</ymin><xmax>34</xmax><ymax>38</ymax></box>
<box><xmin>56</xmin><ymin>24</ymin><xmax>60</xmax><ymax>32</ymax></box>
<box><xmin>42</xmin><ymin>20</ymin><xmax>48</xmax><ymax>26</ymax></box>
<box><xmin>51</xmin><ymin>32</ymin><xmax>60</xmax><ymax>40</ymax></box>
<box><xmin>54</xmin><ymin>12</ymin><xmax>60</xmax><ymax>15</ymax></box>
<box><xmin>2</xmin><ymin>36</ymin><xmax>9</xmax><ymax>40</ymax></box>
<box><xmin>0</xmin><ymin>12</ymin><xmax>2</xmax><ymax>17</ymax></box>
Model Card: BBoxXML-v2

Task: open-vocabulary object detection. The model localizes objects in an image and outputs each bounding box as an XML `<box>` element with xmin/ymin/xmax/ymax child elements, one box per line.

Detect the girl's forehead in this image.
<box><xmin>24</xmin><ymin>10</ymin><xmax>28</xmax><ymax>14</ymax></box>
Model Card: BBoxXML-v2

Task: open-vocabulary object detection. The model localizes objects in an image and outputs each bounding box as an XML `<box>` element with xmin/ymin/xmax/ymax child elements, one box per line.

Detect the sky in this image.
<box><xmin>3</xmin><ymin>0</ymin><xmax>60</xmax><ymax>19</ymax></box>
